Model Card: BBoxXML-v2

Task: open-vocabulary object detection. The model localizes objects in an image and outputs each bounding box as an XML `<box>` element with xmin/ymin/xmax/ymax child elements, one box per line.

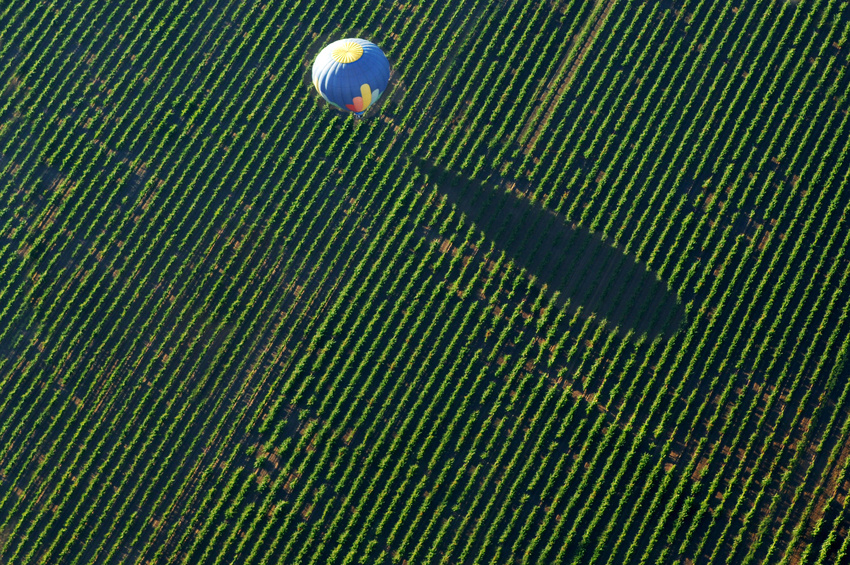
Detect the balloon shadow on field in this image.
<box><xmin>414</xmin><ymin>158</ymin><xmax>685</xmax><ymax>339</ymax></box>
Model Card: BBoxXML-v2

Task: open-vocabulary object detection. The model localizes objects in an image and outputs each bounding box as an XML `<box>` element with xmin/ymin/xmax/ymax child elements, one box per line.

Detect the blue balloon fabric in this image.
<box><xmin>312</xmin><ymin>38</ymin><xmax>390</xmax><ymax>115</ymax></box>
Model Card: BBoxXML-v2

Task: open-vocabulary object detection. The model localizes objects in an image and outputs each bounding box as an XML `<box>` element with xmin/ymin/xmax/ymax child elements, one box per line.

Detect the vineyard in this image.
<box><xmin>0</xmin><ymin>0</ymin><xmax>848</xmax><ymax>562</ymax></box>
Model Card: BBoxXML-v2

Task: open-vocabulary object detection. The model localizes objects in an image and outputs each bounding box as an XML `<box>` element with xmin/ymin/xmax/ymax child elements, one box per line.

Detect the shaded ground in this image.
<box><xmin>414</xmin><ymin>156</ymin><xmax>685</xmax><ymax>338</ymax></box>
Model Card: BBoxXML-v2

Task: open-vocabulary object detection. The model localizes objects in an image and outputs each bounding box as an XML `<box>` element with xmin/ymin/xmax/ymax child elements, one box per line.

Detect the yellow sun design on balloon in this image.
<box><xmin>331</xmin><ymin>41</ymin><xmax>363</xmax><ymax>63</ymax></box>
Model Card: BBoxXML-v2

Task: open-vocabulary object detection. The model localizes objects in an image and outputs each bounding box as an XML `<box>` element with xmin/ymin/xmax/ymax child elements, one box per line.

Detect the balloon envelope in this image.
<box><xmin>312</xmin><ymin>38</ymin><xmax>390</xmax><ymax>115</ymax></box>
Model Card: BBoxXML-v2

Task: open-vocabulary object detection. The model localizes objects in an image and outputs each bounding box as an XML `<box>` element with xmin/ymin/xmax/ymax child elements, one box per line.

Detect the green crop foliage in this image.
<box><xmin>0</xmin><ymin>0</ymin><xmax>848</xmax><ymax>563</ymax></box>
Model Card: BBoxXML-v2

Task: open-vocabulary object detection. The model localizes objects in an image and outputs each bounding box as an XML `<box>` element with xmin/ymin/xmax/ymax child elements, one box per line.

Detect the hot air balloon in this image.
<box><xmin>312</xmin><ymin>38</ymin><xmax>390</xmax><ymax>116</ymax></box>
